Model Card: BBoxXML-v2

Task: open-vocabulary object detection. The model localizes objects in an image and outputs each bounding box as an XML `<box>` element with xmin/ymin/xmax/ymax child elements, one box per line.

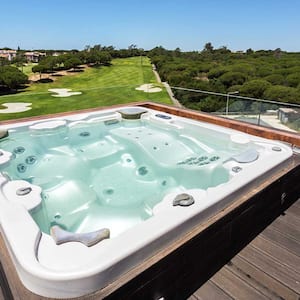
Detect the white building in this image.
<box><xmin>0</xmin><ymin>49</ymin><xmax>17</xmax><ymax>61</ymax></box>
<box><xmin>24</xmin><ymin>51</ymin><xmax>46</xmax><ymax>63</ymax></box>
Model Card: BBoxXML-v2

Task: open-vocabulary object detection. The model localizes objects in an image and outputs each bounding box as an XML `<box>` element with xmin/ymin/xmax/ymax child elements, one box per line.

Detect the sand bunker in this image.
<box><xmin>49</xmin><ymin>88</ymin><xmax>82</xmax><ymax>97</ymax></box>
<box><xmin>0</xmin><ymin>102</ymin><xmax>32</xmax><ymax>113</ymax></box>
<box><xmin>135</xmin><ymin>84</ymin><xmax>162</xmax><ymax>93</ymax></box>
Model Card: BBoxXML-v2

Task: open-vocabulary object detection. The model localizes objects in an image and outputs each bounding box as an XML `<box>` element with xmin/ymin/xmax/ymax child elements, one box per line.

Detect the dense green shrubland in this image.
<box><xmin>148</xmin><ymin>46</ymin><xmax>300</xmax><ymax>111</ymax></box>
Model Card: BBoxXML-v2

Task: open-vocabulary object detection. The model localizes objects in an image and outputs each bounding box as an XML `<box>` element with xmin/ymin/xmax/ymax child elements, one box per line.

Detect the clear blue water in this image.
<box><xmin>0</xmin><ymin>118</ymin><xmax>235</xmax><ymax>237</ymax></box>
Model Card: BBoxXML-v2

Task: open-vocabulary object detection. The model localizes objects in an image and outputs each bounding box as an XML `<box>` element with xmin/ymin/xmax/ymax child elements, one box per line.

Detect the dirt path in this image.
<box><xmin>162</xmin><ymin>82</ymin><xmax>183</xmax><ymax>108</ymax></box>
<box><xmin>152</xmin><ymin>64</ymin><xmax>183</xmax><ymax>108</ymax></box>
<box><xmin>152</xmin><ymin>64</ymin><xmax>162</xmax><ymax>83</ymax></box>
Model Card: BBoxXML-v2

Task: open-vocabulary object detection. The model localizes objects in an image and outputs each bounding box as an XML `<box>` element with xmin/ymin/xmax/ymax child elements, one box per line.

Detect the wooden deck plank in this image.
<box><xmin>286</xmin><ymin>206</ymin><xmax>300</xmax><ymax>221</ymax></box>
<box><xmin>0</xmin><ymin>260</ymin><xmax>14</xmax><ymax>300</ymax></box>
<box><xmin>250</xmin><ymin>235</ymin><xmax>300</xmax><ymax>274</ymax></box>
<box><xmin>210</xmin><ymin>267</ymin><xmax>270</xmax><ymax>300</ymax></box>
<box><xmin>192</xmin><ymin>280</ymin><xmax>233</xmax><ymax>300</ymax></box>
<box><xmin>224</xmin><ymin>261</ymin><xmax>283</xmax><ymax>300</ymax></box>
<box><xmin>293</xmin><ymin>199</ymin><xmax>300</xmax><ymax>209</ymax></box>
<box><xmin>0</xmin><ymin>235</ymin><xmax>37</xmax><ymax>300</ymax></box>
<box><xmin>239</xmin><ymin>242</ymin><xmax>300</xmax><ymax>294</ymax></box>
<box><xmin>229</xmin><ymin>255</ymin><xmax>298</xmax><ymax>300</ymax></box>
<box><xmin>271</xmin><ymin>217</ymin><xmax>300</xmax><ymax>242</ymax></box>
<box><xmin>279</xmin><ymin>211</ymin><xmax>300</xmax><ymax>229</ymax></box>
<box><xmin>261</xmin><ymin>226</ymin><xmax>300</xmax><ymax>257</ymax></box>
<box><xmin>0</xmin><ymin>288</ymin><xmax>4</xmax><ymax>300</ymax></box>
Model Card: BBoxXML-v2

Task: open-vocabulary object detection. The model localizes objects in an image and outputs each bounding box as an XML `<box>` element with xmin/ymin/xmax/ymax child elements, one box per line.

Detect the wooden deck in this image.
<box><xmin>189</xmin><ymin>199</ymin><xmax>300</xmax><ymax>300</ymax></box>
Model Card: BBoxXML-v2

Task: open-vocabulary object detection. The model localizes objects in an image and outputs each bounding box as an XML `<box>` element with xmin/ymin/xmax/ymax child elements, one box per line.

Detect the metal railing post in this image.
<box><xmin>226</xmin><ymin>91</ymin><xmax>239</xmax><ymax>115</ymax></box>
<box><xmin>257</xmin><ymin>100</ymin><xmax>263</xmax><ymax>126</ymax></box>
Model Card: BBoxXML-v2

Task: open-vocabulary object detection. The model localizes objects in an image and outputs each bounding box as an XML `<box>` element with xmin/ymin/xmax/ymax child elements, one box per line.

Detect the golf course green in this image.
<box><xmin>0</xmin><ymin>56</ymin><xmax>172</xmax><ymax>121</ymax></box>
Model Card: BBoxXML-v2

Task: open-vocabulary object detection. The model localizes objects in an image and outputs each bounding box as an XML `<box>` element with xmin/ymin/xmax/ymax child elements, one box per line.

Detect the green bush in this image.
<box><xmin>263</xmin><ymin>85</ymin><xmax>300</xmax><ymax>103</ymax></box>
<box><xmin>219</xmin><ymin>72</ymin><xmax>247</xmax><ymax>88</ymax></box>
<box><xmin>240</xmin><ymin>79</ymin><xmax>271</xmax><ymax>98</ymax></box>
<box><xmin>286</xmin><ymin>73</ymin><xmax>300</xmax><ymax>88</ymax></box>
<box><xmin>207</xmin><ymin>67</ymin><xmax>228</xmax><ymax>79</ymax></box>
<box><xmin>0</xmin><ymin>65</ymin><xmax>28</xmax><ymax>90</ymax></box>
<box><xmin>264</xmin><ymin>74</ymin><xmax>285</xmax><ymax>85</ymax></box>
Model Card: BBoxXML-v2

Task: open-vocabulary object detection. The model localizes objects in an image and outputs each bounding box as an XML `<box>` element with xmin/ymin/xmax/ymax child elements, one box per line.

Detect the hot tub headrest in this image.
<box><xmin>50</xmin><ymin>225</ymin><xmax>110</xmax><ymax>247</ymax></box>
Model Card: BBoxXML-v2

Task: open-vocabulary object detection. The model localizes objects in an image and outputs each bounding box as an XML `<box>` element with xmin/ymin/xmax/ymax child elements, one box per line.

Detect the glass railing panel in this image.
<box><xmin>171</xmin><ymin>87</ymin><xmax>300</xmax><ymax>133</ymax></box>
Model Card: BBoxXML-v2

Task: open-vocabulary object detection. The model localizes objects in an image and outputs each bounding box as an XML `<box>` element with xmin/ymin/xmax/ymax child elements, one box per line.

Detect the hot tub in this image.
<box><xmin>0</xmin><ymin>106</ymin><xmax>293</xmax><ymax>298</ymax></box>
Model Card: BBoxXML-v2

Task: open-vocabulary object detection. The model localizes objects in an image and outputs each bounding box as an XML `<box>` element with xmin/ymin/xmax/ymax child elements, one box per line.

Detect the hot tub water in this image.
<box><xmin>0</xmin><ymin>116</ymin><xmax>231</xmax><ymax>238</ymax></box>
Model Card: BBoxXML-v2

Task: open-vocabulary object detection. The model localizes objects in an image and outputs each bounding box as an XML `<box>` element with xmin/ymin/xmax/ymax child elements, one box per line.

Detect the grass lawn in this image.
<box><xmin>19</xmin><ymin>63</ymin><xmax>37</xmax><ymax>76</ymax></box>
<box><xmin>0</xmin><ymin>57</ymin><xmax>172</xmax><ymax>121</ymax></box>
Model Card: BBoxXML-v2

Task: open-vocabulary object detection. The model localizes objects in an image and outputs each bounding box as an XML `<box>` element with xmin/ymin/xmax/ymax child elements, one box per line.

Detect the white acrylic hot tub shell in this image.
<box><xmin>0</xmin><ymin>107</ymin><xmax>294</xmax><ymax>298</ymax></box>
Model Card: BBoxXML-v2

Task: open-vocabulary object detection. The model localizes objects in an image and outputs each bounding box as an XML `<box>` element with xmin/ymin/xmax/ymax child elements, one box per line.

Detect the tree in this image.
<box><xmin>37</xmin><ymin>56</ymin><xmax>57</xmax><ymax>72</ymax></box>
<box><xmin>215</xmin><ymin>46</ymin><xmax>231</xmax><ymax>54</ymax></box>
<box><xmin>207</xmin><ymin>67</ymin><xmax>228</xmax><ymax>79</ymax></box>
<box><xmin>93</xmin><ymin>44</ymin><xmax>102</xmax><ymax>51</ymax></box>
<box><xmin>240</xmin><ymin>79</ymin><xmax>271</xmax><ymax>98</ymax></box>
<box><xmin>174</xmin><ymin>47</ymin><xmax>181</xmax><ymax>57</ymax></box>
<box><xmin>128</xmin><ymin>44</ymin><xmax>142</xmax><ymax>56</ymax></box>
<box><xmin>128</xmin><ymin>44</ymin><xmax>137</xmax><ymax>50</ymax></box>
<box><xmin>228</xmin><ymin>100</ymin><xmax>247</xmax><ymax>112</ymax></box>
<box><xmin>264</xmin><ymin>74</ymin><xmax>285</xmax><ymax>85</ymax></box>
<box><xmin>12</xmin><ymin>54</ymin><xmax>27</xmax><ymax>72</ymax></box>
<box><xmin>219</xmin><ymin>71</ymin><xmax>247</xmax><ymax>88</ymax></box>
<box><xmin>263</xmin><ymin>85</ymin><xmax>300</xmax><ymax>103</ymax></box>
<box><xmin>102</xmin><ymin>45</ymin><xmax>115</xmax><ymax>52</ymax></box>
<box><xmin>274</xmin><ymin>48</ymin><xmax>282</xmax><ymax>59</ymax></box>
<box><xmin>64</xmin><ymin>56</ymin><xmax>82</xmax><ymax>69</ymax></box>
<box><xmin>198</xmin><ymin>96</ymin><xmax>225</xmax><ymax>112</ymax></box>
<box><xmin>0</xmin><ymin>57</ymin><xmax>9</xmax><ymax>66</ymax></box>
<box><xmin>98</xmin><ymin>51</ymin><xmax>112</xmax><ymax>65</ymax></box>
<box><xmin>148</xmin><ymin>46</ymin><xmax>169</xmax><ymax>57</ymax></box>
<box><xmin>84</xmin><ymin>45</ymin><xmax>91</xmax><ymax>52</ymax></box>
<box><xmin>0</xmin><ymin>66</ymin><xmax>28</xmax><ymax>90</ymax></box>
<box><xmin>230</xmin><ymin>64</ymin><xmax>255</xmax><ymax>76</ymax></box>
<box><xmin>32</xmin><ymin>64</ymin><xmax>49</xmax><ymax>79</ymax></box>
<box><xmin>203</xmin><ymin>42</ymin><xmax>214</xmax><ymax>52</ymax></box>
<box><xmin>85</xmin><ymin>50</ymin><xmax>111</xmax><ymax>65</ymax></box>
<box><xmin>286</xmin><ymin>73</ymin><xmax>300</xmax><ymax>88</ymax></box>
<box><xmin>246</xmin><ymin>48</ymin><xmax>254</xmax><ymax>55</ymax></box>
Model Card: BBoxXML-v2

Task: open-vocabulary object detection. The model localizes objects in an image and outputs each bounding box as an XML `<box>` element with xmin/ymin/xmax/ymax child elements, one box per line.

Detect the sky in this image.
<box><xmin>1</xmin><ymin>0</ymin><xmax>300</xmax><ymax>52</ymax></box>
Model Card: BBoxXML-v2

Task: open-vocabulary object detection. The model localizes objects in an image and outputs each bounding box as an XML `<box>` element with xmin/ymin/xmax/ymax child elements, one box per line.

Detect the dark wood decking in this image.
<box><xmin>189</xmin><ymin>199</ymin><xmax>300</xmax><ymax>300</ymax></box>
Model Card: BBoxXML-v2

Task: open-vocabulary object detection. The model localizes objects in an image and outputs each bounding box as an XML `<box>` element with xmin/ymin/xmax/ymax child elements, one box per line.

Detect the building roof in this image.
<box><xmin>0</xmin><ymin>49</ymin><xmax>17</xmax><ymax>54</ymax></box>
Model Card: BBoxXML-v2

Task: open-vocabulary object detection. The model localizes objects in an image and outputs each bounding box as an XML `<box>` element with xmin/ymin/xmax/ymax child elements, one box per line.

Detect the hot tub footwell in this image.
<box><xmin>1</xmin><ymin>154</ymin><xmax>300</xmax><ymax>300</ymax></box>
